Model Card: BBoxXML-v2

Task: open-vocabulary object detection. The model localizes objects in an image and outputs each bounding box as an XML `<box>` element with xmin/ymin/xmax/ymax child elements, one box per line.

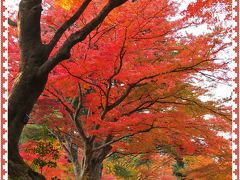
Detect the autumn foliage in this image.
<box><xmin>8</xmin><ymin>0</ymin><xmax>232</xmax><ymax>179</ymax></box>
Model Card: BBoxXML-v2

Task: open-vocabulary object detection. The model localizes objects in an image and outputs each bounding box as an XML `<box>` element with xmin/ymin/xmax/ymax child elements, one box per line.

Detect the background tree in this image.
<box><xmin>19</xmin><ymin>131</ymin><xmax>75</xmax><ymax>179</ymax></box>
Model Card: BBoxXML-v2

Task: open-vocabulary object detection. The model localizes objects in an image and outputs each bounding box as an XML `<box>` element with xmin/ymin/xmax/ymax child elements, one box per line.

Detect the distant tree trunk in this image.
<box><xmin>67</xmin><ymin>146</ymin><xmax>104</xmax><ymax>180</ymax></box>
<box><xmin>64</xmin><ymin>144</ymin><xmax>104</xmax><ymax>180</ymax></box>
<box><xmin>67</xmin><ymin>150</ymin><xmax>81</xmax><ymax>180</ymax></box>
<box><xmin>80</xmin><ymin>162</ymin><xmax>103</xmax><ymax>180</ymax></box>
<box><xmin>72</xmin><ymin>161</ymin><xmax>81</xmax><ymax>180</ymax></box>
<box><xmin>65</xmin><ymin>141</ymin><xmax>111</xmax><ymax>180</ymax></box>
<box><xmin>79</xmin><ymin>144</ymin><xmax>111</xmax><ymax>180</ymax></box>
<box><xmin>67</xmin><ymin>142</ymin><xmax>82</xmax><ymax>180</ymax></box>
<box><xmin>80</xmin><ymin>150</ymin><xmax>103</xmax><ymax>180</ymax></box>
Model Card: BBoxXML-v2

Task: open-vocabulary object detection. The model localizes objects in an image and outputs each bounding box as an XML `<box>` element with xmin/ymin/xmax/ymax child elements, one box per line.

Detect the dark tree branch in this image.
<box><xmin>38</xmin><ymin>0</ymin><xmax>128</xmax><ymax>76</ymax></box>
<box><xmin>49</xmin><ymin>128</ymin><xmax>71</xmax><ymax>155</ymax></box>
<box><xmin>60</xmin><ymin>63</ymin><xmax>106</xmax><ymax>95</ymax></box>
<box><xmin>100</xmin><ymin>79</ymin><xmax>153</xmax><ymax>119</ymax></box>
<box><xmin>99</xmin><ymin>57</ymin><xmax>217</xmax><ymax>119</ymax></box>
<box><xmin>93</xmin><ymin>122</ymin><xmax>160</xmax><ymax>151</ymax></box>
<box><xmin>45</xmin><ymin>87</ymin><xmax>88</xmax><ymax>142</ymax></box>
<box><xmin>93</xmin><ymin>24</ymin><xmax>118</xmax><ymax>45</ymax></box>
<box><xmin>71</xmin><ymin>83</ymin><xmax>89</xmax><ymax>142</ymax></box>
<box><xmin>100</xmin><ymin>84</ymin><xmax>135</xmax><ymax>119</ymax></box>
<box><xmin>123</xmin><ymin>98</ymin><xmax>160</xmax><ymax>116</ymax></box>
<box><xmin>83</xmin><ymin>24</ymin><xmax>117</xmax><ymax>60</ymax></box>
<box><xmin>47</xmin><ymin>0</ymin><xmax>92</xmax><ymax>51</ymax></box>
<box><xmin>174</xmin><ymin>96</ymin><xmax>231</xmax><ymax>121</ymax></box>
<box><xmin>103</xmin><ymin>31</ymin><xmax>127</xmax><ymax>115</ymax></box>
<box><xmin>72</xmin><ymin>114</ymin><xmax>88</xmax><ymax>143</ymax></box>
<box><xmin>8</xmin><ymin>18</ymin><xmax>17</xmax><ymax>27</ymax></box>
<box><xmin>106</xmin><ymin>150</ymin><xmax>160</xmax><ymax>159</ymax></box>
<box><xmin>45</xmin><ymin>88</ymin><xmax>74</xmax><ymax>113</ymax></box>
<box><xmin>50</xmin><ymin>82</ymin><xmax>88</xmax><ymax>143</ymax></box>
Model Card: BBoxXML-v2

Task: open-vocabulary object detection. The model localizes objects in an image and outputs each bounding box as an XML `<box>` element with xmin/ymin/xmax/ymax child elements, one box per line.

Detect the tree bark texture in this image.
<box><xmin>70</xmin><ymin>155</ymin><xmax>103</xmax><ymax>180</ymax></box>
<box><xmin>80</xmin><ymin>162</ymin><xmax>103</xmax><ymax>180</ymax></box>
<box><xmin>78</xmin><ymin>143</ymin><xmax>112</xmax><ymax>180</ymax></box>
<box><xmin>8</xmin><ymin>0</ymin><xmax>47</xmax><ymax>179</ymax></box>
<box><xmin>65</xmin><ymin>141</ymin><xmax>111</xmax><ymax>180</ymax></box>
<box><xmin>8</xmin><ymin>0</ymin><xmax>128</xmax><ymax>178</ymax></box>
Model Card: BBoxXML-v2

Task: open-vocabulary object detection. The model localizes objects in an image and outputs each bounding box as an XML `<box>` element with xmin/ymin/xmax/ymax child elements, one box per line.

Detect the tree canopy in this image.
<box><xmin>8</xmin><ymin>0</ymin><xmax>232</xmax><ymax>179</ymax></box>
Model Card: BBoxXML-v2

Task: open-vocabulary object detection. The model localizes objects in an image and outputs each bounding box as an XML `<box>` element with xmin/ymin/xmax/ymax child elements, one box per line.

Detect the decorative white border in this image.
<box><xmin>2</xmin><ymin>0</ymin><xmax>8</xmax><ymax>179</ymax></box>
<box><xmin>232</xmin><ymin>0</ymin><xmax>239</xmax><ymax>180</ymax></box>
<box><xmin>0</xmin><ymin>0</ymin><xmax>239</xmax><ymax>179</ymax></box>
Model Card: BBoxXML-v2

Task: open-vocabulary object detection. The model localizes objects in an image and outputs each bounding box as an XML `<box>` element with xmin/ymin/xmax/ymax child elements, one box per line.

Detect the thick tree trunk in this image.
<box><xmin>8</xmin><ymin>72</ymin><xmax>47</xmax><ymax>179</ymax></box>
<box><xmin>8</xmin><ymin>0</ymin><xmax>49</xmax><ymax>179</ymax></box>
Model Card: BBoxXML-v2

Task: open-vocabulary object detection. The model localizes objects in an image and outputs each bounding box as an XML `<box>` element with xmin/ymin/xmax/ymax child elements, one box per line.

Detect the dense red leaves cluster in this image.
<box><xmin>35</xmin><ymin>0</ymin><xmax>231</xmax><ymax>154</ymax></box>
<box><xmin>9</xmin><ymin>0</ymin><xmax>232</xmax><ymax>178</ymax></box>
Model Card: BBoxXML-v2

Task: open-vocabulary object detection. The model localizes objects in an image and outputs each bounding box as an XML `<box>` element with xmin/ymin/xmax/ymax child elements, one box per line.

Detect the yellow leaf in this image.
<box><xmin>54</xmin><ymin>0</ymin><xmax>75</xmax><ymax>10</ymax></box>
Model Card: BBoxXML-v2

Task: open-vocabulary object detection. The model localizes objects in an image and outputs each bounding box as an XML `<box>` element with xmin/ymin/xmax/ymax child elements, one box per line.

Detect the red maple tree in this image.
<box><xmin>8</xmin><ymin>0</ymin><xmax>232</xmax><ymax>179</ymax></box>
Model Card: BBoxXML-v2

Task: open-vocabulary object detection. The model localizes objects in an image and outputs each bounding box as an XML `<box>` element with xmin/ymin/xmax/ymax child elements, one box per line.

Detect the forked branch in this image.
<box><xmin>38</xmin><ymin>0</ymin><xmax>128</xmax><ymax>76</ymax></box>
<box><xmin>48</xmin><ymin>0</ymin><xmax>92</xmax><ymax>51</ymax></box>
